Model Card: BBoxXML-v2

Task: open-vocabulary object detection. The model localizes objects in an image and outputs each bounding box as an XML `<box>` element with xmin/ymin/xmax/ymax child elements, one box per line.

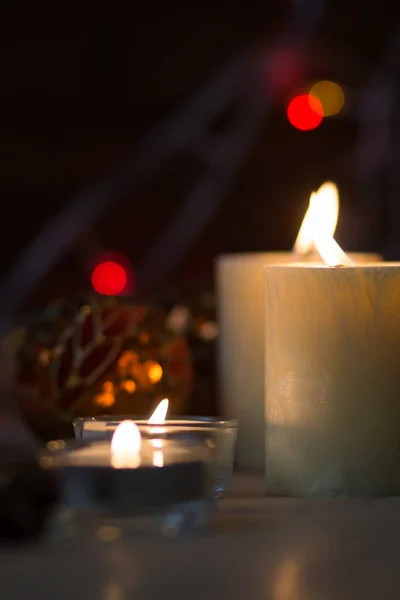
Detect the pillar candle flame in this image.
<box><xmin>294</xmin><ymin>181</ymin><xmax>339</xmax><ymax>256</ymax></box>
<box><xmin>294</xmin><ymin>181</ymin><xmax>353</xmax><ymax>266</ymax></box>
<box><xmin>314</xmin><ymin>232</ymin><xmax>354</xmax><ymax>267</ymax></box>
<box><xmin>310</xmin><ymin>185</ymin><xmax>353</xmax><ymax>266</ymax></box>
<box><xmin>111</xmin><ymin>420</ymin><xmax>141</xmax><ymax>468</ymax></box>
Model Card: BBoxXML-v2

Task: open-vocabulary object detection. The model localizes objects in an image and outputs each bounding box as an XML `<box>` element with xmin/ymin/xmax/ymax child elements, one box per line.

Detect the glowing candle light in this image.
<box><xmin>148</xmin><ymin>399</ymin><xmax>169</xmax><ymax>424</ymax></box>
<box><xmin>148</xmin><ymin>398</ymin><xmax>169</xmax><ymax>465</ymax></box>
<box><xmin>111</xmin><ymin>420</ymin><xmax>141</xmax><ymax>469</ymax></box>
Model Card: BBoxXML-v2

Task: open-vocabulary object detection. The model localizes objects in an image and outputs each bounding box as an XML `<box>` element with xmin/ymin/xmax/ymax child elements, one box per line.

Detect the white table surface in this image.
<box><xmin>2</xmin><ymin>473</ymin><xmax>400</xmax><ymax>599</ymax></box>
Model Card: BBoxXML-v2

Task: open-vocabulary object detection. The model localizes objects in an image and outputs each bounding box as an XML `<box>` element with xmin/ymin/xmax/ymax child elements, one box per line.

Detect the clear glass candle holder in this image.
<box><xmin>74</xmin><ymin>416</ymin><xmax>238</xmax><ymax>498</ymax></box>
<box><xmin>42</xmin><ymin>433</ymin><xmax>214</xmax><ymax>541</ymax></box>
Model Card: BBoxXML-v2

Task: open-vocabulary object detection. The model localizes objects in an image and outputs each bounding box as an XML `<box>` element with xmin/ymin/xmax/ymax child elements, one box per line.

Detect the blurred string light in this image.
<box><xmin>286</xmin><ymin>94</ymin><xmax>323</xmax><ymax>131</ymax></box>
<box><xmin>309</xmin><ymin>80</ymin><xmax>344</xmax><ymax>116</ymax></box>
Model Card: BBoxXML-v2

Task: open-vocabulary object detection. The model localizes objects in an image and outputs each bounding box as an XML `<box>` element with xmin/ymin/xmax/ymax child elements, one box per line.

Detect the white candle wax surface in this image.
<box><xmin>216</xmin><ymin>251</ymin><xmax>381</xmax><ymax>471</ymax></box>
<box><xmin>265</xmin><ymin>262</ymin><xmax>400</xmax><ymax>497</ymax></box>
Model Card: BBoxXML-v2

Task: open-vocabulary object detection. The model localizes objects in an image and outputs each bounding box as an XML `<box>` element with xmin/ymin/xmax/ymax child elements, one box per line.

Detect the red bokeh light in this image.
<box><xmin>287</xmin><ymin>94</ymin><xmax>324</xmax><ymax>131</ymax></box>
<box><xmin>91</xmin><ymin>261</ymin><xmax>127</xmax><ymax>296</ymax></box>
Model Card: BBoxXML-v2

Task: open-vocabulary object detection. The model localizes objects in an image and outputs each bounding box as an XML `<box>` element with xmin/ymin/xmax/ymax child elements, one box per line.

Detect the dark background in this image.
<box><xmin>0</xmin><ymin>1</ymin><xmax>398</xmax><ymax>307</ymax></box>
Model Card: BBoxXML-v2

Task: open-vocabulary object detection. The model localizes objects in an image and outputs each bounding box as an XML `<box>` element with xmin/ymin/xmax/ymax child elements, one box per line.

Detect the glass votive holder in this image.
<box><xmin>74</xmin><ymin>416</ymin><xmax>238</xmax><ymax>499</ymax></box>
<box><xmin>42</xmin><ymin>434</ymin><xmax>214</xmax><ymax>541</ymax></box>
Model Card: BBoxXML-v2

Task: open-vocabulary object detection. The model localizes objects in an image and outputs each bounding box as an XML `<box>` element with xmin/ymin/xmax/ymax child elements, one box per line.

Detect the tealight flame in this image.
<box><xmin>294</xmin><ymin>181</ymin><xmax>339</xmax><ymax>256</ymax></box>
<box><xmin>148</xmin><ymin>399</ymin><xmax>168</xmax><ymax>449</ymax></box>
<box><xmin>148</xmin><ymin>398</ymin><xmax>169</xmax><ymax>424</ymax></box>
<box><xmin>111</xmin><ymin>420</ymin><xmax>141</xmax><ymax>468</ymax></box>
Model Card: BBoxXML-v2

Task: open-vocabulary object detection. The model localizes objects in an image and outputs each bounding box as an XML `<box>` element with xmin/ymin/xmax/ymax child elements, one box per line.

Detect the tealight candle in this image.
<box><xmin>217</xmin><ymin>183</ymin><xmax>381</xmax><ymax>470</ymax></box>
<box><xmin>73</xmin><ymin>399</ymin><xmax>238</xmax><ymax>498</ymax></box>
<box><xmin>52</xmin><ymin>419</ymin><xmax>210</xmax><ymax>513</ymax></box>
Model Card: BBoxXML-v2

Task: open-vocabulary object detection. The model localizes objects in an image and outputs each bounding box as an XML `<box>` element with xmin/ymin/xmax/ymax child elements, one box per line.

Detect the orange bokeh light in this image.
<box><xmin>145</xmin><ymin>361</ymin><xmax>163</xmax><ymax>384</ymax></box>
<box><xmin>310</xmin><ymin>80</ymin><xmax>344</xmax><ymax>117</ymax></box>
<box><xmin>121</xmin><ymin>380</ymin><xmax>136</xmax><ymax>394</ymax></box>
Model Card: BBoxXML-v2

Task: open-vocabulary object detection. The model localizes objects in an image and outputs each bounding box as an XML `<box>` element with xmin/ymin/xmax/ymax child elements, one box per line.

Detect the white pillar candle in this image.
<box><xmin>264</xmin><ymin>262</ymin><xmax>400</xmax><ymax>496</ymax></box>
<box><xmin>217</xmin><ymin>251</ymin><xmax>381</xmax><ymax>471</ymax></box>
